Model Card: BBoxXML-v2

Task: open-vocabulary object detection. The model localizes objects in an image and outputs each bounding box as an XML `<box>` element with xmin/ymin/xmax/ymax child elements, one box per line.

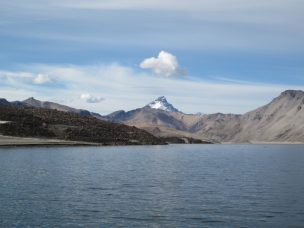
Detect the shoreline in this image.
<box><xmin>0</xmin><ymin>135</ymin><xmax>100</xmax><ymax>147</ymax></box>
<box><xmin>222</xmin><ymin>141</ymin><xmax>304</xmax><ymax>145</ymax></box>
<box><xmin>1</xmin><ymin>135</ymin><xmax>303</xmax><ymax>148</ymax></box>
<box><xmin>0</xmin><ymin>135</ymin><xmax>166</xmax><ymax>148</ymax></box>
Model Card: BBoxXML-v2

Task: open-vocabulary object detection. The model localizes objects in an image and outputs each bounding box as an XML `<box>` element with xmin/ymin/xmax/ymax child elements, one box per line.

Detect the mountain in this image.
<box><xmin>231</xmin><ymin>90</ymin><xmax>304</xmax><ymax>143</ymax></box>
<box><xmin>107</xmin><ymin>90</ymin><xmax>304</xmax><ymax>143</ymax></box>
<box><xmin>0</xmin><ymin>98</ymin><xmax>23</xmax><ymax>108</ymax></box>
<box><xmin>106</xmin><ymin>96</ymin><xmax>239</xmax><ymax>142</ymax></box>
<box><xmin>23</xmin><ymin>97</ymin><xmax>91</xmax><ymax>116</ymax></box>
<box><xmin>0</xmin><ymin>98</ymin><xmax>11</xmax><ymax>107</ymax></box>
<box><xmin>147</xmin><ymin>96</ymin><xmax>180</xmax><ymax>112</ymax></box>
<box><xmin>0</xmin><ymin>97</ymin><xmax>104</xmax><ymax>120</ymax></box>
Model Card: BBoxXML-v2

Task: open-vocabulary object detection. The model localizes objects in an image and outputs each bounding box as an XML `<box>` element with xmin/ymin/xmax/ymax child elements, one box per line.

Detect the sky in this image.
<box><xmin>0</xmin><ymin>0</ymin><xmax>304</xmax><ymax>114</ymax></box>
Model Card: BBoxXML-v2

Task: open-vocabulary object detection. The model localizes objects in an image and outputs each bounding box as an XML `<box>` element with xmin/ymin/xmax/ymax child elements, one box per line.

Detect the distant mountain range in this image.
<box><xmin>106</xmin><ymin>90</ymin><xmax>304</xmax><ymax>143</ymax></box>
<box><xmin>0</xmin><ymin>97</ymin><xmax>104</xmax><ymax>119</ymax></box>
<box><xmin>0</xmin><ymin>97</ymin><xmax>208</xmax><ymax>145</ymax></box>
<box><xmin>1</xmin><ymin>90</ymin><xmax>304</xmax><ymax>143</ymax></box>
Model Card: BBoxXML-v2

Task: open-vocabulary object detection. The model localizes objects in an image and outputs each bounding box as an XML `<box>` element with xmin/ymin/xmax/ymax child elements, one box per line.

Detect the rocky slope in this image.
<box><xmin>232</xmin><ymin>90</ymin><xmax>304</xmax><ymax>143</ymax></box>
<box><xmin>0</xmin><ymin>107</ymin><xmax>164</xmax><ymax>145</ymax></box>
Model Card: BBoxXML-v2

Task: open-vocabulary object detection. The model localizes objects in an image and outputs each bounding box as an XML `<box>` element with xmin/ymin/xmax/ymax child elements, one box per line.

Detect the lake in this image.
<box><xmin>0</xmin><ymin>145</ymin><xmax>304</xmax><ymax>227</ymax></box>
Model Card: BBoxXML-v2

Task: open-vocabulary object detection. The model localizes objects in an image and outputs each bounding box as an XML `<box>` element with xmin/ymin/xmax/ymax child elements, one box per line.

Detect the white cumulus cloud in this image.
<box><xmin>140</xmin><ymin>51</ymin><xmax>187</xmax><ymax>77</ymax></box>
<box><xmin>80</xmin><ymin>93</ymin><xmax>104</xmax><ymax>103</ymax></box>
<box><xmin>33</xmin><ymin>73</ymin><xmax>53</xmax><ymax>85</ymax></box>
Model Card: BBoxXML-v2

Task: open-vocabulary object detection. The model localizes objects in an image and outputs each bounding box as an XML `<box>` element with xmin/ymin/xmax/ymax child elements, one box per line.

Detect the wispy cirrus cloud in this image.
<box><xmin>33</xmin><ymin>74</ymin><xmax>54</xmax><ymax>85</ymax></box>
<box><xmin>1</xmin><ymin>63</ymin><xmax>303</xmax><ymax>115</ymax></box>
<box><xmin>0</xmin><ymin>71</ymin><xmax>55</xmax><ymax>86</ymax></box>
<box><xmin>1</xmin><ymin>0</ymin><xmax>303</xmax><ymax>54</ymax></box>
<box><xmin>36</xmin><ymin>0</ymin><xmax>303</xmax><ymax>14</ymax></box>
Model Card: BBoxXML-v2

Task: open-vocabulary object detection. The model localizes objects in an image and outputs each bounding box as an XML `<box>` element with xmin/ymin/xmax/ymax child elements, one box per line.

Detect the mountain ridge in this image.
<box><xmin>106</xmin><ymin>90</ymin><xmax>304</xmax><ymax>143</ymax></box>
<box><xmin>1</xmin><ymin>97</ymin><xmax>104</xmax><ymax>120</ymax></box>
<box><xmin>0</xmin><ymin>98</ymin><xmax>210</xmax><ymax>145</ymax></box>
<box><xmin>1</xmin><ymin>90</ymin><xmax>304</xmax><ymax>143</ymax></box>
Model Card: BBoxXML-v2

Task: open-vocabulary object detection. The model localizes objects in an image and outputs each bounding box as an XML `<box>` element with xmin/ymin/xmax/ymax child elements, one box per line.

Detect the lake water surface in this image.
<box><xmin>0</xmin><ymin>145</ymin><xmax>304</xmax><ymax>227</ymax></box>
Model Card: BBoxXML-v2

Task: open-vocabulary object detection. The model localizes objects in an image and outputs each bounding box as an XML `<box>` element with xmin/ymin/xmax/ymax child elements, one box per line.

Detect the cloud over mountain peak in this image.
<box><xmin>140</xmin><ymin>51</ymin><xmax>187</xmax><ymax>77</ymax></box>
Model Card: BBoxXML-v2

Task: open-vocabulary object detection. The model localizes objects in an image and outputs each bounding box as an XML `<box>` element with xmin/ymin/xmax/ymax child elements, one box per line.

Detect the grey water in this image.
<box><xmin>0</xmin><ymin>145</ymin><xmax>304</xmax><ymax>227</ymax></box>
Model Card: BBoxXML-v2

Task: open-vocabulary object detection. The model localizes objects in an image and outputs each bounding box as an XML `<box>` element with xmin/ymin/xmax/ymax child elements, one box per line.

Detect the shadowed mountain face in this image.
<box><xmin>106</xmin><ymin>90</ymin><xmax>304</xmax><ymax>143</ymax></box>
<box><xmin>0</xmin><ymin>99</ymin><xmax>11</xmax><ymax>107</ymax></box>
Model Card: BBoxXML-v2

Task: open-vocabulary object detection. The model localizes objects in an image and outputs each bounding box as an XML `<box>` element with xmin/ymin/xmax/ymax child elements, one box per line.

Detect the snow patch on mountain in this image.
<box><xmin>147</xmin><ymin>96</ymin><xmax>180</xmax><ymax>112</ymax></box>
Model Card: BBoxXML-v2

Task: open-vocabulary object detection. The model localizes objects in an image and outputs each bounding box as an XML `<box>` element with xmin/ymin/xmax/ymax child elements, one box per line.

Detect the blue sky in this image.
<box><xmin>0</xmin><ymin>0</ymin><xmax>304</xmax><ymax>114</ymax></box>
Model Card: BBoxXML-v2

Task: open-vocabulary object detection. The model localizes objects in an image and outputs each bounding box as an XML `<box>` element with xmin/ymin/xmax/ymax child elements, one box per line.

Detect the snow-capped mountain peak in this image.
<box><xmin>147</xmin><ymin>96</ymin><xmax>180</xmax><ymax>112</ymax></box>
